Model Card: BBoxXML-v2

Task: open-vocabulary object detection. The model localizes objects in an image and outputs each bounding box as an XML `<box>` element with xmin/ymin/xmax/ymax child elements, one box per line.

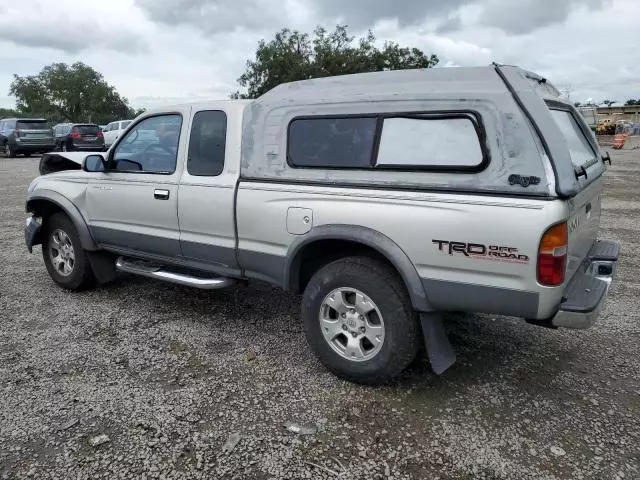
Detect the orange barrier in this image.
<box><xmin>612</xmin><ymin>133</ymin><xmax>630</xmax><ymax>150</ymax></box>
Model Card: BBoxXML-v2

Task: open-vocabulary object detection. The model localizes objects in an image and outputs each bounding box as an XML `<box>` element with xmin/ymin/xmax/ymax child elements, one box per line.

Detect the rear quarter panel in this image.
<box><xmin>237</xmin><ymin>183</ymin><xmax>570</xmax><ymax>318</ymax></box>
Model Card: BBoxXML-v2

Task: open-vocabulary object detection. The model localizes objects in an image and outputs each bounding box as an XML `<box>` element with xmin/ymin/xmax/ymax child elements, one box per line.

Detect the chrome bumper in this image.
<box><xmin>551</xmin><ymin>240</ymin><xmax>619</xmax><ymax>329</ymax></box>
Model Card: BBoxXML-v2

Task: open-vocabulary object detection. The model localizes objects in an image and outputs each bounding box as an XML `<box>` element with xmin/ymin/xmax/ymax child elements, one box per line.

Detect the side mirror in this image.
<box><xmin>83</xmin><ymin>154</ymin><xmax>106</xmax><ymax>172</ymax></box>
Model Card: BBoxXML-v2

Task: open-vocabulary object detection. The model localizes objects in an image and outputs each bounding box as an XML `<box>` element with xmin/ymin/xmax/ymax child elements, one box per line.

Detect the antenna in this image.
<box><xmin>560</xmin><ymin>85</ymin><xmax>573</xmax><ymax>101</ymax></box>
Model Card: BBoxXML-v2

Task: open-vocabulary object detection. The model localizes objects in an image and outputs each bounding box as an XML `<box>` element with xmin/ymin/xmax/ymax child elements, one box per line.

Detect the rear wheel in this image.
<box><xmin>42</xmin><ymin>213</ymin><xmax>95</xmax><ymax>290</ymax></box>
<box><xmin>302</xmin><ymin>256</ymin><xmax>420</xmax><ymax>384</ymax></box>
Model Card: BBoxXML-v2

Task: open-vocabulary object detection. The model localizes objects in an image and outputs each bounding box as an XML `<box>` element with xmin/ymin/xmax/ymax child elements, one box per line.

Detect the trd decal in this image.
<box><xmin>432</xmin><ymin>240</ymin><xmax>530</xmax><ymax>263</ymax></box>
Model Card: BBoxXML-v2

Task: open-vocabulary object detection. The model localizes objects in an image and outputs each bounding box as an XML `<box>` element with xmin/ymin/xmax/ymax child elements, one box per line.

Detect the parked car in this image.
<box><xmin>53</xmin><ymin>123</ymin><xmax>105</xmax><ymax>152</ymax></box>
<box><xmin>25</xmin><ymin>65</ymin><xmax>619</xmax><ymax>384</ymax></box>
<box><xmin>103</xmin><ymin>119</ymin><xmax>133</xmax><ymax>148</ymax></box>
<box><xmin>0</xmin><ymin>118</ymin><xmax>55</xmax><ymax>157</ymax></box>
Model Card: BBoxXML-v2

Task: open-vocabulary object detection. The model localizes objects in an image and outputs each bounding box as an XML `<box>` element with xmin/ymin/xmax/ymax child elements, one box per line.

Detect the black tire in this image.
<box><xmin>302</xmin><ymin>256</ymin><xmax>420</xmax><ymax>385</ymax></box>
<box><xmin>4</xmin><ymin>142</ymin><xmax>15</xmax><ymax>157</ymax></box>
<box><xmin>42</xmin><ymin>212</ymin><xmax>95</xmax><ymax>291</ymax></box>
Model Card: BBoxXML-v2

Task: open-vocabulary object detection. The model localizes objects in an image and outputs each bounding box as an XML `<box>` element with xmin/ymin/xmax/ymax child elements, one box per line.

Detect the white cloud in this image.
<box><xmin>0</xmin><ymin>0</ymin><xmax>638</xmax><ymax>111</ymax></box>
<box><xmin>0</xmin><ymin>1</ymin><xmax>148</xmax><ymax>54</ymax></box>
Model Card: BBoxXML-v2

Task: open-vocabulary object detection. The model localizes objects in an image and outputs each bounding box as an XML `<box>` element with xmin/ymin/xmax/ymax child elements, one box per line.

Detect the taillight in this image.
<box><xmin>537</xmin><ymin>222</ymin><xmax>568</xmax><ymax>286</ymax></box>
<box><xmin>96</xmin><ymin>131</ymin><xmax>104</xmax><ymax>138</ymax></box>
<box><xmin>70</xmin><ymin>132</ymin><xmax>81</xmax><ymax>138</ymax></box>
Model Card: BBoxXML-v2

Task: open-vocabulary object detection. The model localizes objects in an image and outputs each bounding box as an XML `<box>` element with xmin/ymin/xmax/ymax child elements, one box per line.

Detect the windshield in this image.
<box><xmin>17</xmin><ymin>120</ymin><xmax>51</xmax><ymax>130</ymax></box>
<box><xmin>549</xmin><ymin>109</ymin><xmax>596</xmax><ymax>169</ymax></box>
<box><xmin>72</xmin><ymin>125</ymin><xmax>100</xmax><ymax>135</ymax></box>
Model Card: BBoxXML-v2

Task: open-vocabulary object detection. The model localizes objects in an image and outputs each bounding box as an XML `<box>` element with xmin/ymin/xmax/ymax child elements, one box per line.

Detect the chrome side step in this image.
<box><xmin>115</xmin><ymin>257</ymin><xmax>235</xmax><ymax>290</ymax></box>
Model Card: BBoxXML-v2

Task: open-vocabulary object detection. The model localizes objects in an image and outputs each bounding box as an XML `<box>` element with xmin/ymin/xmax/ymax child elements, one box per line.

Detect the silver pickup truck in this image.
<box><xmin>25</xmin><ymin>65</ymin><xmax>619</xmax><ymax>384</ymax></box>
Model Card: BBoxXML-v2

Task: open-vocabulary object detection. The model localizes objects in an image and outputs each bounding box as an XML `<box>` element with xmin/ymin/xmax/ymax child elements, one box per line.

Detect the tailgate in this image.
<box><xmin>547</xmin><ymin>107</ymin><xmax>604</xmax><ymax>280</ymax></box>
<box><xmin>566</xmin><ymin>177</ymin><xmax>601</xmax><ymax>279</ymax></box>
<box><xmin>16</xmin><ymin>120</ymin><xmax>53</xmax><ymax>143</ymax></box>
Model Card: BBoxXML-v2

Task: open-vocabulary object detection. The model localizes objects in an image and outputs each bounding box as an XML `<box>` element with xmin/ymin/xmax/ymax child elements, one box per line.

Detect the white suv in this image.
<box><xmin>103</xmin><ymin>120</ymin><xmax>132</xmax><ymax>148</ymax></box>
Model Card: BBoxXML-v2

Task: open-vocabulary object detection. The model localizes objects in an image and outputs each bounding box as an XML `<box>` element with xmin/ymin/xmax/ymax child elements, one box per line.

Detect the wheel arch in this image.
<box><xmin>26</xmin><ymin>191</ymin><xmax>99</xmax><ymax>251</ymax></box>
<box><xmin>284</xmin><ymin>225</ymin><xmax>432</xmax><ymax>312</ymax></box>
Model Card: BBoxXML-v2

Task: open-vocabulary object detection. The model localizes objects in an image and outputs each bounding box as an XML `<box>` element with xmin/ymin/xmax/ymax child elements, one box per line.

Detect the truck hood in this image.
<box><xmin>47</xmin><ymin>151</ymin><xmax>87</xmax><ymax>165</ymax></box>
<box><xmin>39</xmin><ymin>151</ymin><xmax>90</xmax><ymax>175</ymax></box>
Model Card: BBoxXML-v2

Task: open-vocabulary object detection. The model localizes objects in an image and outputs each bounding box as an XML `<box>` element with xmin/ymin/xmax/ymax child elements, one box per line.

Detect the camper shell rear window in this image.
<box><xmin>546</xmin><ymin>102</ymin><xmax>598</xmax><ymax>171</ymax></box>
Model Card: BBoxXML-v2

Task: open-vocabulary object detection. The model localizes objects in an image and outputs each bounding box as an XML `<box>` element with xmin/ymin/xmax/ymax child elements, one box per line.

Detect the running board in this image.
<box><xmin>115</xmin><ymin>257</ymin><xmax>235</xmax><ymax>290</ymax></box>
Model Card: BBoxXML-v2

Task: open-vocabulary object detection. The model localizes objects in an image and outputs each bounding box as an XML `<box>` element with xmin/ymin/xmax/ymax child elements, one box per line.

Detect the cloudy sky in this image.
<box><xmin>0</xmin><ymin>0</ymin><xmax>638</xmax><ymax>110</ymax></box>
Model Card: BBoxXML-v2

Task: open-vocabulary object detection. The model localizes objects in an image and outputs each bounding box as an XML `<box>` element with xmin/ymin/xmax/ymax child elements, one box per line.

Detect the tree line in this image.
<box><xmin>5</xmin><ymin>25</ymin><xmax>437</xmax><ymax>124</ymax></box>
<box><xmin>14</xmin><ymin>25</ymin><xmax>637</xmax><ymax>123</ymax></box>
<box><xmin>6</xmin><ymin>62</ymin><xmax>144</xmax><ymax>124</ymax></box>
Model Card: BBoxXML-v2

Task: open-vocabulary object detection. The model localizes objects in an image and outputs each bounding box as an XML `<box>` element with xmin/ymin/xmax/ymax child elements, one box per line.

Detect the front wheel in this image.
<box><xmin>42</xmin><ymin>213</ymin><xmax>95</xmax><ymax>290</ymax></box>
<box><xmin>302</xmin><ymin>256</ymin><xmax>420</xmax><ymax>384</ymax></box>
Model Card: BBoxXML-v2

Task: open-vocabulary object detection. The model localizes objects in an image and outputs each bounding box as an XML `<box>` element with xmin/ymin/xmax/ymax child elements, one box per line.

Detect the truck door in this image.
<box><xmin>85</xmin><ymin>111</ymin><xmax>187</xmax><ymax>257</ymax></box>
<box><xmin>177</xmin><ymin>109</ymin><xmax>240</xmax><ymax>276</ymax></box>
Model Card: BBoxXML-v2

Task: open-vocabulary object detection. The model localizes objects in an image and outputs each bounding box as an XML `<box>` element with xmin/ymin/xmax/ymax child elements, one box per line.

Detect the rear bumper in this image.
<box><xmin>71</xmin><ymin>145</ymin><xmax>105</xmax><ymax>151</ymax></box>
<box><xmin>14</xmin><ymin>142</ymin><xmax>56</xmax><ymax>152</ymax></box>
<box><xmin>551</xmin><ymin>240</ymin><xmax>619</xmax><ymax>329</ymax></box>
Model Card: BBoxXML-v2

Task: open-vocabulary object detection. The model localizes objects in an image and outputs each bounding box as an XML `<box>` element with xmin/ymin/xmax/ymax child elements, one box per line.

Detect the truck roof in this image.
<box><xmin>143</xmin><ymin>99</ymin><xmax>252</xmax><ymax>116</ymax></box>
<box><xmin>257</xmin><ymin>65</ymin><xmax>560</xmax><ymax>102</ymax></box>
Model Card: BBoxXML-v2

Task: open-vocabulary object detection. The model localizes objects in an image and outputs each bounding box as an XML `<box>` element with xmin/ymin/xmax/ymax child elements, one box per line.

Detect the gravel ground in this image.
<box><xmin>0</xmin><ymin>152</ymin><xmax>638</xmax><ymax>480</ymax></box>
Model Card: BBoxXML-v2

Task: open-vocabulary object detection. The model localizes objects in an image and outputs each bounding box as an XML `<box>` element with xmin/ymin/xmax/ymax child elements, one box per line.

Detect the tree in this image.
<box><xmin>9</xmin><ymin>62</ymin><xmax>138</xmax><ymax>124</ymax></box>
<box><xmin>574</xmin><ymin>102</ymin><xmax>582</xmax><ymax>108</ymax></box>
<box><xmin>0</xmin><ymin>107</ymin><xmax>20</xmax><ymax>118</ymax></box>
<box><xmin>232</xmin><ymin>25</ymin><xmax>439</xmax><ymax>99</ymax></box>
<box><xmin>601</xmin><ymin>100</ymin><xmax>617</xmax><ymax>108</ymax></box>
<box><xmin>625</xmin><ymin>99</ymin><xmax>638</xmax><ymax>106</ymax></box>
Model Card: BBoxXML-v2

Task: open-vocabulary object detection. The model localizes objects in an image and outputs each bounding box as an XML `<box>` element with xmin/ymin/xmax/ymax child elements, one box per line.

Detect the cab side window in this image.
<box><xmin>111</xmin><ymin>114</ymin><xmax>182</xmax><ymax>174</ymax></box>
<box><xmin>187</xmin><ymin>110</ymin><xmax>227</xmax><ymax>176</ymax></box>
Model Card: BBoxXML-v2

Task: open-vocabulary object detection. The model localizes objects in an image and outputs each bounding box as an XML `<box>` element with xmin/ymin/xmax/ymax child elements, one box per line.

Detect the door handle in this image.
<box><xmin>154</xmin><ymin>189</ymin><xmax>170</xmax><ymax>200</ymax></box>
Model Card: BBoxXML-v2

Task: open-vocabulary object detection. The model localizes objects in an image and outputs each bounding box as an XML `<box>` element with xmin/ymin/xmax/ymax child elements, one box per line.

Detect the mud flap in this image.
<box><xmin>87</xmin><ymin>251</ymin><xmax>118</xmax><ymax>285</ymax></box>
<box><xmin>419</xmin><ymin>312</ymin><xmax>456</xmax><ymax>375</ymax></box>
